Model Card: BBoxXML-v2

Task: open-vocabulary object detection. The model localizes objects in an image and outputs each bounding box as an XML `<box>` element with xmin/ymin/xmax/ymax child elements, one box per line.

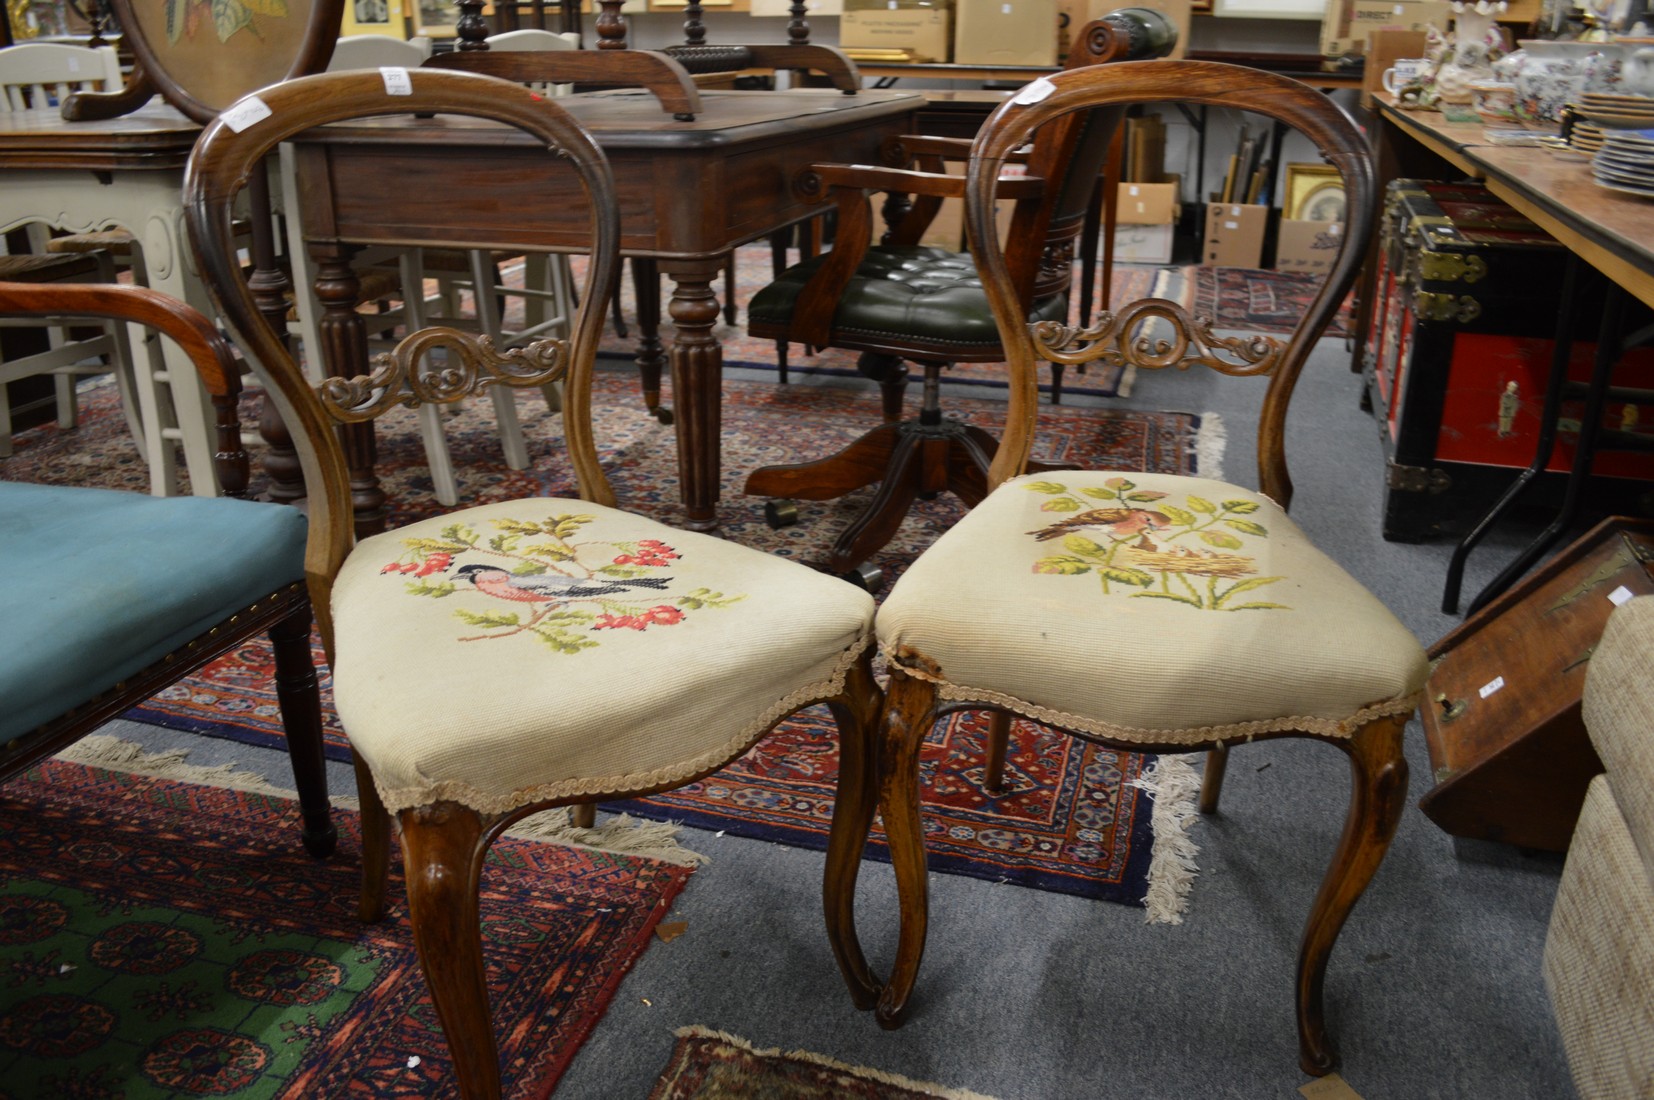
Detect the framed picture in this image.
<box><xmin>415</xmin><ymin>0</ymin><xmax>490</xmax><ymax>37</ymax></box>
<box><xmin>343</xmin><ymin>0</ymin><xmax>410</xmax><ymax>36</ymax></box>
<box><xmin>1284</xmin><ymin>162</ymin><xmax>1346</xmax><ymax>223</ymax></box>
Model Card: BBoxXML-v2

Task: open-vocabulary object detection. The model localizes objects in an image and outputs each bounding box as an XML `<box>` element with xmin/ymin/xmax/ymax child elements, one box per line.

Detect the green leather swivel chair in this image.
<box><xmin>742</xmin><ymin>12</ymin><xmax>1177</xmax><ymax>588</ymax></box>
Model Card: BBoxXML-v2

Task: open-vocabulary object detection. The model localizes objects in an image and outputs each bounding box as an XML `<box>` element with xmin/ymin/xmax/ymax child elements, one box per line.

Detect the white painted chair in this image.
<box><xmin>0</xmin><ymin>43</ymin><xmax>152</xmax><ymax>464</ymax></box>
<box><xmin>278</xmin><ymin>33</ymin><xmax>579</xmax><ymax>505</ymax></box>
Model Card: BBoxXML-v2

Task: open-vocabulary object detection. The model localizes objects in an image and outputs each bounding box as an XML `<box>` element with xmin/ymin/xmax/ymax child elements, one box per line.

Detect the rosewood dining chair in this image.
<box><xmin>858</xmin><ymin>60</ymin><xmax>1429</xmax><ymax>1078</ymax></box>
<box><xmin>183</xmin><ymin>68</ymin><xmax>882</xmax><ymax>1100</ymax></box>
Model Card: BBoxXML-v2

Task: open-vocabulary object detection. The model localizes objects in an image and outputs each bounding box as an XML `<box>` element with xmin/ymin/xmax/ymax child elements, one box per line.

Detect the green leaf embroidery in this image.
<box><xmin>1039</xmin><ymin>497</ymin><xmax>1083</xmax><ymax>513</ymax></box>
<box><xmin>1218</xmin><ymin>576</ymin><xmax>1285</xmax><ymax>597</ymax></box>
<box><xmin>1021</xmin><ymin>481</ymin><xmax>1069</xmax><ymax>495</ymax></box>
<box><xmin>1062</xmin><ymin>534</ymin><xmax>1107</xmax><ymax>556</ymax></box>
<box><xmin>165</xmin><ymin>0</ymin><xmax>185</xmax><ymax>41</ymax></box>
<box><xmin>404</xmin><ymin>535</ymin><xmax>471</xmax><ymax>554</ymax></box>
<box><xmin>532</xmin><ymin>627</ymin><xmax>599</xmax><ymax>654</ymax></box>
<box><xmin>1198</xmin><ymin>530</ymin><xmax>1244</xmax><ymax>550</ymax></box>
<box><xmin>1103</xmin><ymin>476</ymin><xmax>1136</xmax><ymax>490</ymax></box>
<box><xmin>548</xmin><ymin>515</ymin><xmax>596</xmax><ymax>539</ymax></box>
<box><xmin>523</xmin><ymin>542</ymin><xmax>576</xmax><ymax>561</ymax></box>
<box><xmin>1135</xmin><ymin>590</ymin><xmax>1204</xmax><ymax>607</ymax></box>
<box><xmin>211</xmin><ymin>0</ymin><xmax>255</xmax><ymax>42</ymax></box>
<box><xmin>597</xmin><ymin>564</ymin><xmax>651</xmax><ymax>578</ymax></box>
<box><xmin>1223</xmin><ymin>519</ymin><xmax>1270</xmax><ymax>537</ymax></box>
<box><xmin>1221</xmin><ymin>499</ymin><xmax>1262</xmax><ymax>514</ymax></box>
<box><xmin>1033</xmin><ymin>556</ymin><xmax>1092</xmax><ymax>575</ymax></box>
<box><xmin>1159</xmin><ymin>505</ymin><xmax>1196</xmax><ymax>526</ymax></box>
<box><xmin>677</xmin><ymin>587</ymin><xmax>745</xmax><ymax>610</ymax></box>
<box><xmin>454</xmin><ymin>609</ymin><xmax>522</xmax><ymax>629</ymax></box>
<box><xmin>1186</xmin><ymin>496</ymin><xmax>1217</xmax><ymax>514</ymax></box>
<box><xmin>1098</xmin><ymin>565</ymin><xmax>1153</xmax><ymax>587</ymax></box>
<box><xmin>1080</xmin><ymin>487</ymin><xmax>1120</xmax><ymax>500</ymax></box>
<box><xmin>1126</xmin><ymin>491</ymin><xmax>1169</xmax><ymax>502</ymax></box>
<box><xmin>407</xmin><ymin>579</ymin><xmax>457</xmax><ymax>598</ymax></box>
<box><xmin>495</xmin><ymin>520</ymin><xmax>546</xmax><ymax>536</ymax></box>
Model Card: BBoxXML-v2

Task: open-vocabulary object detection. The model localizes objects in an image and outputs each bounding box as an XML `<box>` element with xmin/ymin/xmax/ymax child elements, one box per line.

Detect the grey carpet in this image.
<box><xmin>91</xmin><ymin>317</ymin><xmax>1581</xmax><ymax>1099</ymax></box>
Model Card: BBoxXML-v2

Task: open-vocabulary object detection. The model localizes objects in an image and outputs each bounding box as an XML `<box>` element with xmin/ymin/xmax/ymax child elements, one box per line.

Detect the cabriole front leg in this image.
<box><xmin>822</xmin><ymin>648</ymin><xmax>885</xmax><ymax>1009</ymax></box>
<box><xmin>1297</xmin><ymin>713</ymin><xmax>1409</xmax><ymax>1076</ymax></box>
<box><xmin>874</xmin><ymin>662</ymin><xmax>941</xmax><ymax>1029</ymax></box>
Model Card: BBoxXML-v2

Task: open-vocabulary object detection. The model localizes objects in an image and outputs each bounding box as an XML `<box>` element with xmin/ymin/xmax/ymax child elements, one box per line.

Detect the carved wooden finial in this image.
<box><xmin>456</xmin><ymin>0</ymin><xmax>491</xmax><ymax>49</ymax></box>
<box><xmin>596</xmin><ymin>0</ymin><xmax>629</xmax><ymax>49</ymax></box>
<box><xmin>788</xmin><ymin>0</ymin><xmax>810</xmax><ymax>44</ymax></box>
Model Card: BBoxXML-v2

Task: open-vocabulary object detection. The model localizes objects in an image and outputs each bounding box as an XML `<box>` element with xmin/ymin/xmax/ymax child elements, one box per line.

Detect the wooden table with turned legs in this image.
<box><xmin>284</xmin><ymin>88</ymin><xmax>921</xmax><ymax>536</ymax></box>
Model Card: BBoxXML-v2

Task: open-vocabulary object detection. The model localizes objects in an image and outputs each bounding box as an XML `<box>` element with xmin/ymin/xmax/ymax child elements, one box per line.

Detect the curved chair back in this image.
<box><xmin>485</xmin><ymin>28</ymin><xmax>581</xmax><ymax>50</ymax></box>
<box><xmin>966</xmin><ymin>59</ymin><xmax>1375</xmax><ymax>504</ymax></box>
<box><xmin>328</xmin><ymin>34</ymin><xmax>434</xmax><ymax>70</ymax></box>
<box><xmin>181</xmin><ymin>68</ymin><xmax>622</xmax><ymax>647</ymax></box>
<box><xmin>0</xmin><ymin>42</ymin><xmax>124</xmax><ymax>109</ymax></box>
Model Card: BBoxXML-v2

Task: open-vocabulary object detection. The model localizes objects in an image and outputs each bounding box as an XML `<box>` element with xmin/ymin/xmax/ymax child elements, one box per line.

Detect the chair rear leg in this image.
<box><xmin>354</xmin><ymin>754</ymin><xmax>393</xmax><ymax>923</ymax></box>
<box><xmin>1199</xmin><ymin>744</ymin><xmax>1229</xmax><ymax>813</ymax></box>
<box><xmin>400</xmin><ymin>802</ymin><xmax>503</xmax><ymax>1100</ymax></box>
<box><xmin>1296</xmin><ymin>713</ymin><xmax>1409</xmax><ymax>1076</ymax></box>
<box><xmin>269</xmin><ymin>602</ymin><xmax>337</xmax><ymax>858</ymax></box>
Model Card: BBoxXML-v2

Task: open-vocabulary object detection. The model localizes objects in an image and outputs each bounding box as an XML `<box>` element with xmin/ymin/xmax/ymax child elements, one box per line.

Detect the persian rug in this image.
<box><xmin>1191</xmin><ymin>265</ymin><xmax>1353</xmax><ymax>338</ymax></box>
<box><xmin>0</xmin><ymin>746</ymin><xmax>691</xmax><ymax>1099</ymax></box>
<box><xmin>2</xmin><ymin>366</ymin><xmax>1215</xmax><ymax>916</ymax></box>
<box><xmin>648</xmin><ymin>1026</ymin><xmax>1000</xmax><ymax>1100</ymax></box>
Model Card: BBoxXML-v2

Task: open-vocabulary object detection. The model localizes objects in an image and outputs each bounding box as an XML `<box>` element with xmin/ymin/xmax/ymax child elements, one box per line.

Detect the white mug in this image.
<box><xmin>1382</xmin><ymin>58</ymin><xmax>1430</xmax><ymax>94</ymax></box>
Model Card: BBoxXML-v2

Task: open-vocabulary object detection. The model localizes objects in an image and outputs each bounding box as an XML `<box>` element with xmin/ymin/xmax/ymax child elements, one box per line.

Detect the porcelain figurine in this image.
<box><xmin>1434</xmin><ymin>1</ymin><xmax>1509</xmax><ymax>104</ymax></box>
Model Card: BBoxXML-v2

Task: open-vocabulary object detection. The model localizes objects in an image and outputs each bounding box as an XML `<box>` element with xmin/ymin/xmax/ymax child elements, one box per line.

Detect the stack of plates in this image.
<box><xmin>1576</xmin><ymin>91</ymin><xmax>1654</xmax><ymax>128</ymax></box>
<box><xmin>1591</xmin><ymin>127</ymin><xmax>1654</xmax><ymax>198</ymax></box>
<box><xmin>1572</xmin><ymin>119</ymin><xmax>1608</xmax><ymax>155</ymax></box>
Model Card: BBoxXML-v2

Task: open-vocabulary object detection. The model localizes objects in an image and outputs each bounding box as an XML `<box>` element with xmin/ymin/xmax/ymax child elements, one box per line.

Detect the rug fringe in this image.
<box><xmin>1195</xmin><ymin>410</ymin><xmax>1227</xmax><ymax>478</ymax></box>
<box><xmin>672</xmin><ymin>1025</ymin><xmax>1002</xmax><ymax>1100</ymax></box>
<box><xmin>1131</xmin><ymin>753</ymin><xmax>1202</xmax><ymax>925</ymax></box>
<box><xmin>54</xmin><ymin>735</ymin><xmax>706</xmax><ymax>867</ymax></box>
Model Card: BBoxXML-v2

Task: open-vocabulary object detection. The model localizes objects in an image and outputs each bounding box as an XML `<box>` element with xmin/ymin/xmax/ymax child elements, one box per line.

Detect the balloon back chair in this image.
<box><xmin>741</xmin><ymin>14</ymin><xmax>1174</xmax><ymax>589</ymax></box>
<box><xmin>0</xmin><ymin>279</ymin><xmax>335</xmax><ymax>858</ymax></box>
<box><xmin>864</xmin><ymin>61</ymin><xmax>1429</xmax><ymax>1077</ymax></box>
<box><xmin>182</xmin><ymin>69</ymin><xmax>882</xmax><ymax>1100</ymax></box>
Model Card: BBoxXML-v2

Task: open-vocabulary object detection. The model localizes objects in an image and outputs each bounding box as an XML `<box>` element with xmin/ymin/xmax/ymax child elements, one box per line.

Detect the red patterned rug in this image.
<box><xmin>1191</xmin><ymin>265</ymin><xmax>1353</xmax><ymax>338</ymax></box>
<box><xmin>0</xmin><ymin>754</ymin><xmax>690</xmax><ymax>1098</ymax></box>
<box><xmin>2</xmin><ymin>369</ymin><xmax>1210</xmax><ymax>910</ymax></box>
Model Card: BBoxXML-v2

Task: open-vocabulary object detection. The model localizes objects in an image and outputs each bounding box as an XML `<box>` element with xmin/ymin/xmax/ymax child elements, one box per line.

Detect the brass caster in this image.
<box><xmin>841</xmin><ymin>563</ymin><xmax>884</xmax><ymax>591</ymax></box>
<box><xmin>764</xmin><ymin>500</ymin><xmax>799</xmax><ymax>529</ymax></box>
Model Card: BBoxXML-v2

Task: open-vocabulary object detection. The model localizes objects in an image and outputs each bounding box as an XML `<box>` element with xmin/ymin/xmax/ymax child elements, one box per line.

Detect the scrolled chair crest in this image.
<box><xmin>1028</xmin><ymin>298</ymin><xmax>1282</xmax><ymax>378</ymax></box>
<box><xmin>317</xmin><ymin>327</ymin><xmax>570</xmax><ymax>423</ymax></box>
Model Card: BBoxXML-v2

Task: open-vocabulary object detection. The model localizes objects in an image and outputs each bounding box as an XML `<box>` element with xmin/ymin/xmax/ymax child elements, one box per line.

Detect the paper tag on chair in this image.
<box><xmin>221</xmin><ymin>95</ymin><xmax>273</xmax><ymax>133</ymax></box>
<box><xmin>1011</xmin><ymin>76</ymin><xmax>1057</xmax><ymax>106</ymax></box>
<box><xmin>381</xmin><ymin>67</ymin><xmax>414</xmax><ymax>96</ymax></box>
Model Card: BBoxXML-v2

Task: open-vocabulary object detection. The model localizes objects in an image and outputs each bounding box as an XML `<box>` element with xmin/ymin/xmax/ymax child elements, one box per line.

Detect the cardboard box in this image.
<box><xmin>1117</xmin><ymin>182</ymin><xmax>1179</xmax><ymax>226</ymax></box>
<box><xmin>1203</xmin><ymin>203</ymin><xmax>1268</xmax><ymax>268</ymax></box>
<box><xmin>1275</xmin><ymin>219</ymin><xmax>1345</xmax><ymax>274</ymax></box>
<box><xmin>1113</xmin><ymin>223</ymin><xmax>1175</xmax><ymax>265</ymax></box>
<box><xmin>954</xmin><ymin>0</ymin><xmax>1058</xmax><ymax>66</ymax></box>
<box><xmin>841</xmin><ymin>4</ymin><xmax>952</xmax><ymax>62</ymax></box>
<box><xmin>1321</xmin><ymin>0</ymin><xmax>1449</xmax><ymax>56</ymax></box>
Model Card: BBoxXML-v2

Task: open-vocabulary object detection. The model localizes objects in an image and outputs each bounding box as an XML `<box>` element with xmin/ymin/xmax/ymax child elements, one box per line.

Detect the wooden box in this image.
<box><xmin>1362</xmin><ymin>180</ymin><xmax>1654</xmax><ymax>543</ymax></box>
<box><xmin>1420</xmin><ymin>516</ymin><xmax>1654</xmax><ymax>851</ymax></box>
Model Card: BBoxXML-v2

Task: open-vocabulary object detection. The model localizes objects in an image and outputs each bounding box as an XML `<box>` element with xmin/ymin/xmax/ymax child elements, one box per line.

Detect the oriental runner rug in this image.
<box><xmin>1191</xmin><ymin>265</ymin><xmax>1354</xmax><ymax>338</ymax></box>
<box><xmin>2</xmin><ymin>366</ymin><xmax>1216</xmax><ymax>916</ymax></box>
<box><xmin>648</xmin><ymin>1026</ymin><xmax>1000</xmax><ymax>1100</ymax></box>
<box><xmin>0</xmin><ymin>749</ymin><xmax>690</xmax><ymax>1099</ymax></box>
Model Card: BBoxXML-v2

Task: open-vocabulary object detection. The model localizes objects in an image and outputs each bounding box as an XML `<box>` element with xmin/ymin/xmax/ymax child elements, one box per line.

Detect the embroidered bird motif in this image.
<box><xmin>452</xmin><ymin>564</ymin><xmax>673</xmax><ymax>603</ymax></box>
<box><xmin>1027</xmin><ymin>507</ymin><xmax>1173</xmax><ymax>542</ymax></box>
